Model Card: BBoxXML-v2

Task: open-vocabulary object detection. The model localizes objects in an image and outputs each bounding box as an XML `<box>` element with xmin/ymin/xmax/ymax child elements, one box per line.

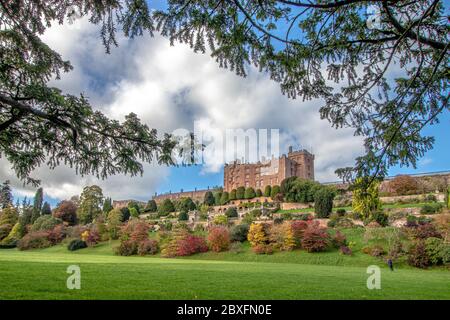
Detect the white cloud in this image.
<box><xmin>2</xmin><ymin>17</ymin><xmax>364</xmax><ymax>201</ymax></box>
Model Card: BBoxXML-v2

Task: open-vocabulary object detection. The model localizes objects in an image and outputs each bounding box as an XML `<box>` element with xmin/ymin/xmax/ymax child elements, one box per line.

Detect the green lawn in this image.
<box><xmin>1</xmin><ymin>228</ymin><xmax>449</xmax><ymax>300</ymax></box>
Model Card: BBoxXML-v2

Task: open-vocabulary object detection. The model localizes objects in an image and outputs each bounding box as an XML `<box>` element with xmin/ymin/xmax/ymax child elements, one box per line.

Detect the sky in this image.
<box><xmin>1</xmin><ymin>3</ymin><xmax>448</xmax><ymax>207</ymax></box>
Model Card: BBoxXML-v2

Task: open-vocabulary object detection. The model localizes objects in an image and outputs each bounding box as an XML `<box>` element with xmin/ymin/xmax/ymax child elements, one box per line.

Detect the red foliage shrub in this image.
<box><xmin>137</xmin><ymin>239</ymin><xmax>159</xmax><ymax>256</ymax></box>
<box><xmin>290</xmin><ymin>220</ymin><xmax>309</xmax><ymax>247</ymax></box>
<box><xmin>332</xmin><ymin>230</ymin><xmax>347</xmax><ymax>248</ymax></box>
<box><xmin>85</xmin><ymin>229</ymin><xmax>100</xmax><ymax>246</ymax></box>
<box><xmin>177</xmin><ymin>234</ymin><xmax>208</xmax><ymax>256</ymax></box>
<box><xmin>411</xmin><ymin>223</ymin><xmax>442</xmax><ymax>240</ymax></box>
<box><xmin>252</xmin><ymin>244</ymin><xmax>274</xmax><ymax>255</ymax></box>
<box><xmin>47</xmin><ymin>224</ymin><xmax>67</xmax><ymax>245</ymax></box>
<box><xmin>340</xmin><ymin>246</ymin><xmax>352</xmax><ymax>255</ymax></box>
<box><xmin>207</xmin><ymin>226</ymin><xmax>230</xmax><ymax>252</ymax></box>
<box><xmin>17</xmin><ymin>231</ymin><xmax>51</xmax><ymax>250</ymax></box>
<box><xmin>130</xmin><ymin>221</ymin><xmax>150</xmax><ymax>242</ymax></box>
<box><xmin>53</xmin><ymin>200</ymin><xmax>77</xmax><ymax>225</ymax></box>
<box><xmin>407</xmin><ymin>241</ymin><xmax>431</xmax><ymax>268</ymax></box>
<box><xmin>300</xmin><ymin>222</ymin><xmax>331</xmax><ymax>252</ymax></box>
<box><xmin>115</xmin><ymin>240</ymin><xmax>138</xmax><ymax>256</ymax></box>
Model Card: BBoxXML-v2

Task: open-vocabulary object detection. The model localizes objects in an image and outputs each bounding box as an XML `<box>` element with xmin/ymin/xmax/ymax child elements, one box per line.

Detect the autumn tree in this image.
<box><xmin>53</xmin><ymin>200</ymin><xmax>77</xmax><ymax>225</ymax></box>
<box><xmin>389</xmin><ymin>175</ymin><xmax>419</xmax><ymax>195</ymax></box>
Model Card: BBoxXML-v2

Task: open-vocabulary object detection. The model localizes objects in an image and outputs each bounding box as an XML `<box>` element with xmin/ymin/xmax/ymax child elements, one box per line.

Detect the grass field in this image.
<box><xmin>0</xmin><ymin>228</ymin><xmax>449</xmax><ymax>300</ymax></box>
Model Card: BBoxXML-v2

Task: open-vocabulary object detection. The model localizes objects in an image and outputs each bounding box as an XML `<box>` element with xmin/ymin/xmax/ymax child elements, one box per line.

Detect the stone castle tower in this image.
<box><xmin>223</xmin><ymin>146</ymin><xmax>314</xmax><ymax>192</ymax></box>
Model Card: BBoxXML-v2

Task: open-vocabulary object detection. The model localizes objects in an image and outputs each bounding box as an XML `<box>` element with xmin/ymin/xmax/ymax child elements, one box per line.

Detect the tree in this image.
<box><xmin>255</xmin><ymin>189</ymin><xmax>262</xmax><ymax>197</ymax></box>
<box><xmin>129</xmin><ymin>207</ymin><xmax>139</xmax><ymax>219</ymax></box>
<box><xmin>0</xmin><ymin>180</ymin><xmax>13</xmax><ymax>209</ymax></box>
<box><xmin>352</xmin><ymin>178</ymin><xmax>382</xmax><ymax>219</ymax></box>
<box><xmin>153</xmin><ymin>1</ymin><xmax>448</xmax><ymax>180</ymax></box>
<box><xmin>120</xmin><ymin>207</ymin><xmax>131</xmax><ymax>222</ymax></box>
<box><xmin>214</xmin><ymin>192</ymin><xmax>222</xmax><ymax>206</ymax></box>
<box><xmin>0</xmin><ymin>206</ymin><xmax>18</xmax><ymax>227</ymax></box>
<box><xmin>107</xmin><ymin>208</ymin><xmax>124</xmax><ymax>240</ymax></box>
<box><xmin>236</xmin><ymin>187</ymin><xmax>246</xmax><ymax>200</ymax></box>
<box><xmin>53</xmin><ymin>200</ymin><xmax>77</xmax><ymax>226</ymax></box>
<box><xmin>177</xmin><ymin>197</ymin><xmax>196</xmax><ymax>212</ymax></box>
<box><xmin>314</xmin><ymin>188</ymin><xmax>335</xmax><ymax>219</ymax></box>
<box><xmin>31</xmin><ymin>187</ymin><xmax>44</xmax><ymax>223</ymax></box>
<box><xmin>158</xmin><ymin>199</ymin><xmax>175</xmax><ymax>216</ymax></box>
<box><xmin>229</xmin><ymin>189</ymin><xmax>237</xmax><ymax>201</ymax></box>
<box><xmin>244</xmin><ymin>187</ymin><xmax>256</xmax><ymax>199</ymax></box>
<box><xmin>144</xmin><ymin>200</ymin><xmax>157</xmax><ymax>213</ymax></box>
<box><xmin>0</xmin><ymin>1</ymin><xmax>182</xmax><ymax>187</ymax></box>
<box><xmin>282</xmin><ymin>178</ymin><xmax>321</xmax><ymax>203</ymax></box>
<box><xmin>41</xmin><ymin>202</ymin><xmax>52</xmax><ymax>215</ymax></box>
<box><xmin>102</xmin><ymin>197</ymin><xmax>113</xmax><ymax>214</ymax></box>
<box><xmin>220</xmin><ymin>192</ymin><xmax>229</xmax><ymax>205</ymax></box>
<box><xmin>128</xmin><ymin>201</ymin><xmax>141</xmax><ymax>214</ymax></box>
<box><xmin>264</xmin><ymin>185</ymin><xmax>272</xmax><ymax>197</ymax></box>
<box><xmin>77</xmin><ymin>185</ymin><xmax>104</xmax><ymax>224</ymax></box>
<box><xmin>203</xmin><ymin>191</ymin><xmax>215</xmax><ymax>206</ymax></box>
<box><xmin>271</xmin><ymin>185</ymin><xmax>281</xmax><ymax>199</ymax></box>
<box><xmin>389</xmin><ymin>175</ymin><xmax>419</xmax><ymax>195</ymax></box>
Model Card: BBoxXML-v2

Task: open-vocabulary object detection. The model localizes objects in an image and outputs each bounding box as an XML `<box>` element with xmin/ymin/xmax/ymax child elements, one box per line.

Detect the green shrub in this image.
<box><xmin>244</xmin><ymin>187</ymin><xmax>256</xmax><ymax>199</ymax></box>
<box><xmin>144</xmin><ymin>200</ymin><xmax>157</xmax><ymax>212</ymax></box>
<box><xmin>178</xmin><ymin>211</ymin><xmax>189</xmax><ymax>221</ymax></box>
<box><xmin>370</xmin><ymin>211</ymin><xmax>389</xmax><ymax>227</ymax></box>
<box><xmin>336</xmin><ymin>208</ymin><xmax>346</xmax><ymax>216</ymax></box>
<box><xmin>264</xmin><ymin>185</ymin><xmax>272</xmax><ymax>197</ymax></box>
<box><xmin>314</xmin><ymin>188</ymin><xmax>335</xmax><ymax>218</ymax></box>
<box><xmin>129</xmin><ymin>207</ymin><xmax>139</xmax><ymax>218</ymax></box>
<box><xmin>225</xmin><ymin>207</ymin><xmax>238</xmax><ymax>218</ymax></box>
<box><xmin>271</xmin><ymin>185</ymin><xmax>281</xmax><ymax>199</ymax></box>
<box><xmin>204</xmin><ymin>191</ymin><xmax>215</xmax><ymax>206</ymax></box>
<box><xmin>425</xmin><ymin>237</ymin><xmax>446</xmax><ymax>265</ymax></box>
<box><xmin>424</xmin><ymin>194</ymin><xmax>437</xmax><ymax>202</ymax></box>
<box><xmin>67</xmin><ymin>239</ymin><xmax>87</xmax><ymax>251</ymax></box>
<box><xmin>236</xmin><ymin>187</ymin><xmax>246</xmax><ymax>200</ymax></box>
<box><xmin>213</xmin><ymin>214</ymin><xmax>228</xmax><ymax>225</ymax></box>
<box><xmin>158</xmin><ymin>199</ymin><xmax>175</xmax><ymax>216</ymax></box>
<box><xmin>31</xmin><ymin>215</ymin><xmax>62</xmax><ymax>232</ymax></box>
<box><xmin>229</xmin><ymin>189</ymin><xmax>237</xmax><ymax>201</ymax></box>
<box><xmin>255</xmin><ymin>189</ymin><xmax>262</xmax><ymax>197</ymax></box>
<box><xmin>420</xmin><ymin>203</ymin><xmax>444</xmax><ymax>214</ymax></box>
<box><xmin>220</xmin><ymin>192</ymin><xmax>229</xmax><ymax>205</ymax></box>
<box><xmin>230</xmin><ymin>224</ymin><xmax>249</xmax><ymax>242</ymax></box>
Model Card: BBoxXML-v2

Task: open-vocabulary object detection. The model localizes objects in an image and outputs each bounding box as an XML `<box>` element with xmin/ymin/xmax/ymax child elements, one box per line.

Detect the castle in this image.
<box><xmin>223</xmin><ymin>146</ymin><xmax>314</xmax><ymax>192</ymax></box>
<box><xmin>150</xmin><ymin>147</ymin><xmax>315</xmax><ymax>203</ymax></box>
